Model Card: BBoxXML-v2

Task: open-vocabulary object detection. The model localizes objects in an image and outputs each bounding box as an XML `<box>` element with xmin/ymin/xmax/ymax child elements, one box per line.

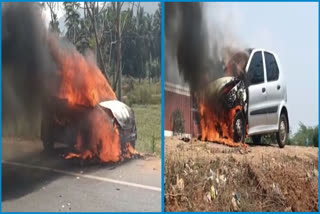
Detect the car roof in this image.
<box><xmin>251</xmin><ymin>48</ymin><xmax>277</xmax><ymax>57</ymax></box>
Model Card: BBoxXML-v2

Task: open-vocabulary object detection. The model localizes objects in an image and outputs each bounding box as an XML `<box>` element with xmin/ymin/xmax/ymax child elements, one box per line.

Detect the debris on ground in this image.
<box><xmin>204</xmin><ymin>192</ymin><xmax>212</xmax><ymax>203</ymax></box>
<box><xmin>210</xmin><ymin>185</ymin><xmax>216</xmax><ymax>200</ymax></box>
<box><xmin>231</xmin><ymin>196</ymin><xmax>239</xmax><ymax>211</ymax></box>
<box><xmin>180</xmin><ymin>137</ymin><xmax>191</xmax><ymax>142</ymax></box>
<box><xmin>165</xmin><ymin>137</ymin><xmax>318</xmax><ymax>212</ymax></box>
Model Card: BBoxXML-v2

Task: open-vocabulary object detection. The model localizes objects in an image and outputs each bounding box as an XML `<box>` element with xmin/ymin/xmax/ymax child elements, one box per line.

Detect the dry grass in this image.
<box><xmin>165</xmin><ymin>137</ymin><xmax>319</xmax><ymax>212</ymax></box>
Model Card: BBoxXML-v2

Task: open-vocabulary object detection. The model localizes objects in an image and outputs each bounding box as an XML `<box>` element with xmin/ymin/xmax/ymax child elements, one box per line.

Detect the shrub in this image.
<box><xmin>124</xmin><ymin>79</ymin><xmax>161</xmax><ymax>106</ymax></box>
<box><xmin>171</xmin><ymin>109</ymin><xmax>185</xmax><ymax>135</ymax></box>
<box><xmin>313</xmin><ymin>126</ymin><xmax>318</xmax><ymax>147</ymax></box>
<box><xmin>127</xmin><ymin>85</ymin><xmax>152</xmax><ymax>106</ymax></box>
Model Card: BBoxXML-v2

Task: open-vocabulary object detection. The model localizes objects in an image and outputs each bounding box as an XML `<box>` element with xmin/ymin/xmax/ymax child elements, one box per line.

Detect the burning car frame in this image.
<box><xmin>35</xmin><ymin>35</ymin><xmax>139</xmax><ymax>163</ymax></box>
<box><xmin>41</xmin><ymin>96</ymin><xmax>137</xmax><ymax>161</ymax></box>
<box><xmin>200</xmin><ymin>48</ymin><xmax>289</xmax><ymax>148</ymax></box>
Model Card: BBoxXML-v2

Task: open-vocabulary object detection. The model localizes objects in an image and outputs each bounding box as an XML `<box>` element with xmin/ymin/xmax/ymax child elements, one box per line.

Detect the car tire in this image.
<box><xmin>276</xmin><ymin>113</ymin><xmax>288</xmax><ymax>148</ymax></box>
<box><xmin>252</xmin><ymin>135</ymin><xmax>261</xmax><ymax>144</ymax></box>
<box><xmin>233</xmin><ymin>111</ymin><xmax>245</xmax><ymax>143</ymax></box>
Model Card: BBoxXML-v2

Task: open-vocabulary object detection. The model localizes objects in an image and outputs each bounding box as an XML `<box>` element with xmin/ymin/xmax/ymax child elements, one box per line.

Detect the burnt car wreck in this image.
<box><xmin>41</xmin><ymin>97</ymin><xmax>137</xmax><ymax>155</ymax></box>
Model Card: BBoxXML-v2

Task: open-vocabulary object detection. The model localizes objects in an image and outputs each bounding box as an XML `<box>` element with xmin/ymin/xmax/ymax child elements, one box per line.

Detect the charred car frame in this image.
<box><xmin>41</xmin><ymin>97</ymin><xmax>137</xmax><ymax>153</ymax></box>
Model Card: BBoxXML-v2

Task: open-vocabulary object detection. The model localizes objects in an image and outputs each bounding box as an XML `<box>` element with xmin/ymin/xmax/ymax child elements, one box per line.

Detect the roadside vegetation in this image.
<box><xmin>122</xmin><ymin>78</ymin><xmax>161</xmax><ymax>106</ymax></box>
<box><xmin>246</xmin><ymin>122</ymin><xmax>318</xmax><ymax>147</ymax></box>
<box><xmin>289</xmin><ymin>122</ymin><xmax>318</xmax><ymax>147</ymax></box>
<box><xmin>122</xmin><ymin>78</ymin><xmax>161</xmax><ymax>156</ymax></box>
<box><xmin>133</xmin><ymin>104</ymin><xmax>161</xmax><ymax>156</ymax></box>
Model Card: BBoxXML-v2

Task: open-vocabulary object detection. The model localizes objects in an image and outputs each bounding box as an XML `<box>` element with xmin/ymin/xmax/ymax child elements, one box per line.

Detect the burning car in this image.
<box><xmin>203</xmin><ymin>49</ymin><xmax>289</xmax><ymax>148</ymax></box>
<box><xmin>205</xmin><ymin>76</ymin><xmax>247</xmax><ymax>110</ymax></box>
<box><xmin>41</xmin><ymin>97</ymin><xmax>137</xmax><ymax>159</ymax></box>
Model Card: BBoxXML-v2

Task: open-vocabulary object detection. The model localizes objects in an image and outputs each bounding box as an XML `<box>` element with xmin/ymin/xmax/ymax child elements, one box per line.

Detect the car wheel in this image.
<box><xmin>276</xmin><ymin>113</ymin><xmax>288</xmax><ymax>148</ymax></box>
<box><xmin>233</xmin><ymin>111</ymin><xmax>245</xmax><ymax>143</ymax></box>
<box><xmin>252</xmin><ymin>135</ymin><xmax>261</xmax><ymax>144</ymax></box>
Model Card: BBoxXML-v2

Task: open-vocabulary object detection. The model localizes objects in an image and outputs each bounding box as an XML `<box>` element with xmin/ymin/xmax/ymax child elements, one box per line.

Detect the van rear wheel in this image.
<box><xmin>233</xmin><ymin>111</ymin><xmax>245</xmax><ymax>143</ymax></box>
<box><xmin>276</xmin><ymin>114</ymin><xmax>288</xmax><ymax>148</ymax></box>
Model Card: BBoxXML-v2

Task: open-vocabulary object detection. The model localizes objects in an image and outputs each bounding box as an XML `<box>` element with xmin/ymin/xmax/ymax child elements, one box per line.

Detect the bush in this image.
<box><xmin>313</xmin><ymin>126</ymin><xmax>318</xmax><ymax>147</ymax></box>
<box><xmin>292</xmin><ymin>122</ymin><xmax>318</xmax><ymax>147</ymax></box>
<box><xmin>127</xmin><ymin>86</ymin><xmax>152</xmax><ymax>106</ymax></box>
<box><xmin>122</xmin><ymin>77</ymin><xmax>135</xmax><ymax>95</ymax></box>
<box><xmin>123</xmin><ymin>78</ymin><xmax>161</xmax><ymax>106</ymax></box>
<box><xmin>151</xmin><ymin>94</ymin><xmax>161</xmax><ymax>105</ymax></box>
<box><xmin>171</xmin><ymin>109</ymin><xmax>185</xmax><ymax>135</ymax></box>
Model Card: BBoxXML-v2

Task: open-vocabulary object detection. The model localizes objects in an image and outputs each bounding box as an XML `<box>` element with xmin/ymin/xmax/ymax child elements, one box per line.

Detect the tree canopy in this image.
<box><xmin>45</xmin><ymin>2</ymin><xmax>161</xmax><ymax>98</ymax></box>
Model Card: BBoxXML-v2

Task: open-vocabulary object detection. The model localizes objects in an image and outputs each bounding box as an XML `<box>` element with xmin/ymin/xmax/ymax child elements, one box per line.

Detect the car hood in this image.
<box><xmin>205</xmin><ymin>76</ymin><xmax>237</xmax><ymax>98</ymax></box>
<box><xmin>204</xmin><ymin>76</ymin><xmax>247</xmax><ymax>110</ymax></box>
<box><xmin>99</xmin><ymin>100</ymin><xmax>135</xmax><ymax>129</ymax></box>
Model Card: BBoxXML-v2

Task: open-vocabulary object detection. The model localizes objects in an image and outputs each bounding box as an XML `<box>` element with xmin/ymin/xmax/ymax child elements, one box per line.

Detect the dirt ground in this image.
<box><xmin>165</xmin><ymin>137</ymin><xmax>319</xmax><ymax>212</ymax></box>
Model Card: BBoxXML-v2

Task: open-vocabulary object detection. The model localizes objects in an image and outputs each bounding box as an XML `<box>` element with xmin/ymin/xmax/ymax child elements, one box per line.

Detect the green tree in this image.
<box><xmin>63</xmin><ymin>2</ymin><xmax>81</xmax><ymax>45</ymax></box>
<box><xmin>292</xmin><ymin>122</ymin><xmax>318</xmax><ymax>147</ymax></box>
<box><xmin>60</xmin><ymin>2</ymin><xmax>161</xmax><ymax>89</ymax></box>
<box><xmin>312</xmin><ymin>126</ymin><xmax>318</xmax><ymax>147</ymax></box>
<box><xmin>152</xmin><ymin>3</ymin><xmax>161</xmax><ymax>63</ymax></box>
<box><xmin>46</xmin><ymin>2</ymin><xmax>60</xmax><ymax>35</ymax></box>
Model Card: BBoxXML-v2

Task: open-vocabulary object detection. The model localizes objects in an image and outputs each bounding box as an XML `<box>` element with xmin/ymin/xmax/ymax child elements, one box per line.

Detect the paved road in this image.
<box><xmin>2</xmin><ymin>137</ymin><xmax>161</xmax><ymax>212</ymax></box>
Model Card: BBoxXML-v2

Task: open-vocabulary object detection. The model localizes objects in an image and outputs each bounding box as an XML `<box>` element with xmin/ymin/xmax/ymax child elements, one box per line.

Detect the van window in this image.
<box><xmin>248</xmin><ymin>51</ymin><xmax>264</xmax><ymax>85</ymax></box>
<box><xmin>265</xmin><ymin>52</ymin><xmax>279</xmax><ymax>81</ymax></box>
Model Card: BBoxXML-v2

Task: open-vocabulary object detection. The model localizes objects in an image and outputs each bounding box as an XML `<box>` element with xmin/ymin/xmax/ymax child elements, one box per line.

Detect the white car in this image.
<box><xmin>206</xmin><ymin>48</ymin><xmax>289</xmax><ymax>148</ymax></box>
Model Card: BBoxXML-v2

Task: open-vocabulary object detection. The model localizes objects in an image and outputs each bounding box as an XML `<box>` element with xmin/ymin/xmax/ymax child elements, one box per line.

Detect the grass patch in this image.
<box><xmin>122</xmin><ymin>79</ymin><xmax>161</xmax><ymax>106</ymax></box>
<box><xmin>133</xmin><ymin>104</ymin><xmax>161</xmax><ymax>156</ymax></box>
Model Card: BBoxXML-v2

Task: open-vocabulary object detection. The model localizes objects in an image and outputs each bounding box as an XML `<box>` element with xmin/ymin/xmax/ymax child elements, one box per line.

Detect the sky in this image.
<box><xmin>205</xmin><ymin>2</ymin><xmax>318</xmax><ymax>134</ymax></box>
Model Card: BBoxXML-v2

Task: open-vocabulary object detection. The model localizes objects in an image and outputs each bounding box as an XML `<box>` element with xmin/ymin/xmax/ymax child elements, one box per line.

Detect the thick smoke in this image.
<box><xmin>165</xmin><ymin>2</ymin><xmax>245</xmax><ymax>93</ymax></box>
<box><xmin>2</xmin><ymin>3</ymin><xmax>58</xmax><ymax>136</ymax></box>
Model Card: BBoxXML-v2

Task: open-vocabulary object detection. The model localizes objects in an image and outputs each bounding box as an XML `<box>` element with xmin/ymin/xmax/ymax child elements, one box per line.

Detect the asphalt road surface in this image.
<box><xmin>2</xmin><ymin>137</ymin><xmax>161</xmax><ymax>212</ymax></box>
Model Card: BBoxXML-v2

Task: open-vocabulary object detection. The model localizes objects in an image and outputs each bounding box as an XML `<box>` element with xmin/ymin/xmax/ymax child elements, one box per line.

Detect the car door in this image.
<box><xmin>264</xmin><ymin>51</ymin><xmax>282</xmax><ymax>130</ymax></box>
<box><xmin>246</xmin><ymin>51</ymin><xmax>268</xmax><ymax>135</ymax></box>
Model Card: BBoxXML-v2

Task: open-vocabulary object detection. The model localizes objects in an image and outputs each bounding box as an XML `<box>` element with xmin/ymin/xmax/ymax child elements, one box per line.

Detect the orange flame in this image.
<box><xmin>199</xmin><ymin>97</ymin><xmax>247</xmax><ymax>147</ymax></box>
<box><xmin>65</xmin><ymin>108</ymin><xmax>122</xmax><ymax>162</ymax></box>
<box><xmin>197</xmin><ymin>49</ymin><xmax>249</xmax><ymax>148</ymax></box>
<box><xmin>58</xmin><ymin>51</ymin><xmax>116</xmax><ymax>107</ymax></box>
